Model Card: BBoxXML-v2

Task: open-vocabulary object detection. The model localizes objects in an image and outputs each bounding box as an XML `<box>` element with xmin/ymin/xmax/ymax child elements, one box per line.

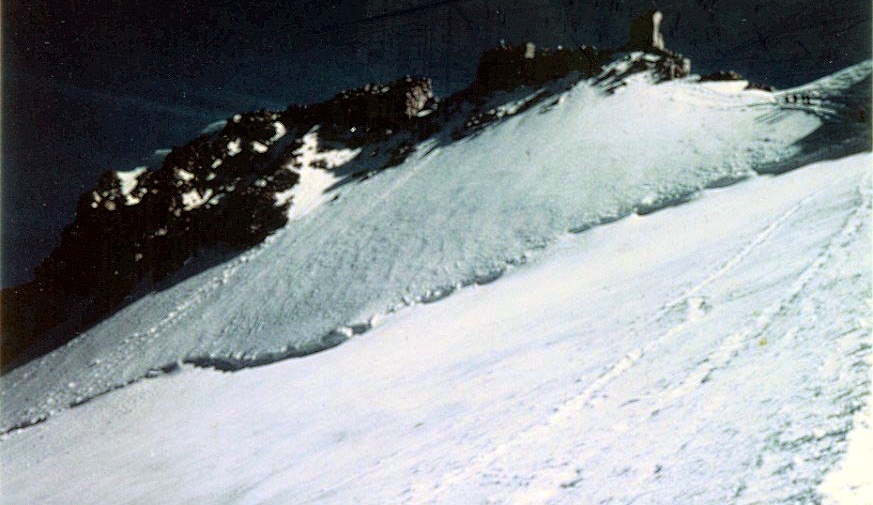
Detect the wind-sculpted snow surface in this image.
<box><xmin>0</xmin><ymin>61</ymin><xmax>870</xmax><ymax>432</ymax></box>
<box><xmin>0</xmin><ymin>153</ymin><xmax>869</xmax><ymax>504</ymax></box>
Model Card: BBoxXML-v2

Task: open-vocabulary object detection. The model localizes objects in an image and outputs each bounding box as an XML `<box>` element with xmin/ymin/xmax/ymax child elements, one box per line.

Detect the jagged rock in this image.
<box><xmin>0</xmin><ymin>76</ymin><xmax>444</xmax><ymax>370</ymax></box>
<box><xmin>746</xmin><ymin>82</ymin><xmax>775</xmax><ymax>92</ymax></box>
<box><xmin>661</xmin><ymin>54</ymin><xmax>692</xmax><ymax>80</ymax></box>
<box><xmin>700</xmin><ymin>70</ymin><xmax>774</xmax><ymax>92</ymax></box>
<box><xmin>287</xmin><ymin>76</ymin><xmax>436</xmax><ymax>143</ymax></box>
<box><xmin>22</xmin><ymin>111</ymin><xmax>300</xmax><ymax>329</ymax></box>
<box><xmin>700</xmin><ymin>70</ymin><xmax>744</xmax><ymax>81</ymax></box>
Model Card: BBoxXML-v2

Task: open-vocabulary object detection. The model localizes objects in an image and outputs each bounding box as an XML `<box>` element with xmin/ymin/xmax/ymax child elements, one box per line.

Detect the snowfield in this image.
<box><xmin>0</xmin><ymin>59</ymin><xmax>871</xmax><ymax>503</ymax></box>
<box><xmin>1</xmin><ymin>152</ymin><xmax>869</xmax><ymax>504</ymax></box>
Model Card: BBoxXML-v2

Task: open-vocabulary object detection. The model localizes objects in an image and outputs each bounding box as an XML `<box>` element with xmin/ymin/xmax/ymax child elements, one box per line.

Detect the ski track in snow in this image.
<box><xmin>141</xmin><ymin>237</ymin><xmax>274</xmax><ymax>354</ymax></box>
<box><xmin>280</xmin><ymin>156</ymin><xmax>871</xmax><ymax>505</ymax></box>
<box><xmin>656</xmin><ymin>175</ymin><xmax>863</xmax><ymax>396</ymax></box>
<box><xmin>402</xmin><ymin>168</ymin><xmax>870</xmax><ymax>505</ymax></box>
<box><xmin>660</xmin><ymin>175</ymin><xmax>868</xmax><ymax>403</ymax></box>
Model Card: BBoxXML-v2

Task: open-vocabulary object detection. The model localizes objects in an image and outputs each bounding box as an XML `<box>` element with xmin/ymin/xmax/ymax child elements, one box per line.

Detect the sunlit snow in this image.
<box><xmin>275</xmin><ymin>129</ymin><xmax>361</xmax><ymax>218</ymax></box>
<box><xmin>0</xmin><ymin>59</ymin><xmax>870</xmax><ymax>504</ymax></box>
<box><xmin>1</xmin><ymin>152</ymin><xmax>869</xmax><ymax>504</ymax></box>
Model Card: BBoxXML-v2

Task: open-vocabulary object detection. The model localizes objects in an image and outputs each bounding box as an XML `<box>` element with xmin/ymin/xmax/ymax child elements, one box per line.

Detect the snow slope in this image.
<box><xmin>0</xmin><ymin>59</ymin><xmax>870</xmax><ymax>433</ymax></box>
<box><xmin>1</xmin><ymin>151</ymin><xmax>869</xmax><ymax>504</ymax></box>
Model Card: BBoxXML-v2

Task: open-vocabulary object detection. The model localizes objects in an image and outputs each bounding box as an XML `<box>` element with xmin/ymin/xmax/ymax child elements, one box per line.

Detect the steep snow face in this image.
<box><xmin>278</xmin><ymin>129</ymin><xmax>361</xmax><ymax>220</ymax></box>
<box><xmin>115</xmin><ymin>167</ymin><xmax>147</xmax><ymax>199</ymax></box>
<box><xmin>0</xmin><ymin>152</ymin><xmax>869</xmax><ymax>504</ymax></box>
<box><xmin>0</xmin><ymin>62</ymin><xmax>869</xmax><ymax>432</ymax></box>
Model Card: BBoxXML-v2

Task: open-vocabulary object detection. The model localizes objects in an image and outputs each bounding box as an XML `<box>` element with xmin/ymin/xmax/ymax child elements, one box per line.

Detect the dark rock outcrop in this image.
<box><xmin>700</xmin><ymin>70</ymin><xmax>774</xmax><ymax>92</ymax></box>
<box><xmin>699</xmin><ymin>70</ymin><xmax>744</xmax><ymax>82</ymax></box>
<box><xmin>1</xmin><ymin>77</ymin><xmax>438</xmax><ymax>371</ymax></box>
<box><xmin>285</xmin><ymin>76</ymin><xmax>436</xmax><ymax>144</ymax></box>
<box><xmin>746</xmin><ymin>82</ymin><xmax>775</xmax><ymax>92</ymax></box>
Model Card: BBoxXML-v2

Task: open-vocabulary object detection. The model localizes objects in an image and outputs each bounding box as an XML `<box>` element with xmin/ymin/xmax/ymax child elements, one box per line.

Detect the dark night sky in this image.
<box><xmin>2</xmin><ymin>0</ymin><xmax>870</xmax><ymax>287</ymax></box>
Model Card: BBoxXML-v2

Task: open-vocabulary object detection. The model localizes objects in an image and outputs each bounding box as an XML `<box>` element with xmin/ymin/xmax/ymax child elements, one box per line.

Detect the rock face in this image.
<box><xmin>2</xmin><ymin>12</ymin><xmax>699</xmax><ymax>371</ymax></box>
<box><xmin>700</xmin><ymin>70</ymin><xmax>744</xmax><ymax>81</ymax></box>
<box><xmin>699</xmin><ymin>70</ymin><xmax>775</xmax><ymax>92</ymax></box>
<box><xmin>293</xmin><ymin>76</ymin><xmax>436</xmax><ymax>140</ymax></box>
